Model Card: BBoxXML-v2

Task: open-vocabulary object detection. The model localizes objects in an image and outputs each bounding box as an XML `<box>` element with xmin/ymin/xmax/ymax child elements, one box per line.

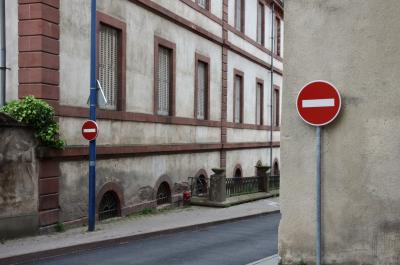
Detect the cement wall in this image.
<box><xmin>0</xmin><ymin>114</ymin><xmax>39</xmax><ymax>238</ymax></box>
<box><xmin>280</xmin><ymin>1</ymin><xmax>400</xmax><ymax>264</ymax></box>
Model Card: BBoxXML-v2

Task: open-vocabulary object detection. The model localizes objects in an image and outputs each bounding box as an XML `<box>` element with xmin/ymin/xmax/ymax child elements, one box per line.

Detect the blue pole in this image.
<box><xmin>316</xmin><ymin>126</ymin><xmax>321</xmax><ymax>265</ymax></box>
<box><xmin>88</xmin><ymin>0</ymin><xmax>97</xmax><ymax>232</ymax></box>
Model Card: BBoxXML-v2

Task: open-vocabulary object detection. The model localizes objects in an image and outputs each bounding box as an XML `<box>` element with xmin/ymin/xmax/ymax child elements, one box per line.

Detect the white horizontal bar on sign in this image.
<box><xmin>83</xmin><ymin>128</ymin><xmax>96</xmax><ymax>133</ymax></box>
<box><xmin>302</xmin><ymin>98</ymin><xmax>335</xmax><ymax>108</ymax></box>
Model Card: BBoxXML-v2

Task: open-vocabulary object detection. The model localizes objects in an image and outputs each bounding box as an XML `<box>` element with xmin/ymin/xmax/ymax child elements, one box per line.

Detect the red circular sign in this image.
<box><xmin>82</xmin><ymin>120</ymin><xmax>98</xmax><ymax>141</ymax></box>
<box><xmin>296</xmin><ymin>80</ymin><xmax>341</xmax><ymax>126</ymax></box>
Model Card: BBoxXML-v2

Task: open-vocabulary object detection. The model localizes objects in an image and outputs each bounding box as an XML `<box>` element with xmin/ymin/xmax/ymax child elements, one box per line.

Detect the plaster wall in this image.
<box><xmin>227</xmin><ymin>50</ymin><xmax>282</xmax><ymax>126</ymax></box>
<box><xmin>280</xmin><ymin>1</ymin><xmax>400</xmax><ymax>264</ymax></box>
<box><xmin>5</xmin><ymin>0</ymin><xmax>18</xmax><ymax>102</ymax></box>
<box><xmin>154</xmin><ymin>0</ymin><xmax>223</xmax><ymax>26</ymax></box>
<box><xmin>225</xmin><ymin>148</ymin><xmax>279</xmax><ymax>178</ymax></box>
<box><xmin>60</xmin><ymin>0</ymin><xmax>222</xmax><ymax>121</ymax></box>
<box><xmin>59</xmin><ymin>152</ymin><xmax>219</xmax><ymax>221</ymax></box>
<box><xmin>59</xmin><ymin>117</ymin><xmax>221</xmax><ymax>146</ymax></box>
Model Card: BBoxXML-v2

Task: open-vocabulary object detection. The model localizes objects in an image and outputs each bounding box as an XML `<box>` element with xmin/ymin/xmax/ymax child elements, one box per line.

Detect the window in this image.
<box><xmin>275</xmin><ymin>17</ymin><xmax>281</xmax><ymax>56</ymax></box>
<box><xmin>256</xmin><ymin>80</ymin><xmax>264</xmax><ymax>125</ymax></box>
<box><xmin>235</xmin><ymin>0</ymin><xmax>245</xmax><ymax>32</ymax></box>
<box><xmin>273</xmin><ymin>87</ymin><xmax>280</xmax><ymax>127</ymax></box>
<box><xmin>195</xmin><ymin>54</ymin><xmax>210</xmax><ymax>120</ymax></box>
<box><xmin>197</xmin><ymin>0</ymin><xmax>209</xmax><ymax>10</ymax></box>
<box><xmin>97</xmin><ymin>12</ymin><xmax>126</xmax><ymax>111</ymax></box>
<box><xmin>99</xmin><ymin>24</ymin><xmax>120</xmax><ymax>110</ymax></box>
<box><xmin>233</xmin><ymin>70</ymin><xmax>244</xmax><ymax>123</ymax></box>
<box><xmin>257</xmin><ymin>2</ymin><xmax>265</xmax><ymax>45</ymax></box>
<box><xmin>154</xmin><ymin>37</ymin><xmax>176</xmax><ymax>116</ymax></box>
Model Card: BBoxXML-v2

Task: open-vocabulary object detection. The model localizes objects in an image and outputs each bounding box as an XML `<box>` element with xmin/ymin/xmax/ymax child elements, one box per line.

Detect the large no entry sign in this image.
<box><xmin>82</xmin><ymin>120</ymin><xmax>98</xmax><ymax>141</ymax></box>
<box><xmin>296</xmin><ymin>80</ymin><xmax>341</xmax><ymax>126</ymax></box>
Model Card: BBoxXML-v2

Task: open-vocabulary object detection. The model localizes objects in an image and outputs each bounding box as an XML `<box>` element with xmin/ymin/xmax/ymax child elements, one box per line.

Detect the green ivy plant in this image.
<box><xmin>0</xmin><ymin>96</ymin><xmax>65</xmax><ymax>149</ymax></box>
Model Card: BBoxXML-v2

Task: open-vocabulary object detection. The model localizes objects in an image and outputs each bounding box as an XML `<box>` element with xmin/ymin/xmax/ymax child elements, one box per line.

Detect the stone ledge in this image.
<box><xmin>190</xmin><ymin>192</ymin><xmax>275</xmax><ymax>207</ymax></box>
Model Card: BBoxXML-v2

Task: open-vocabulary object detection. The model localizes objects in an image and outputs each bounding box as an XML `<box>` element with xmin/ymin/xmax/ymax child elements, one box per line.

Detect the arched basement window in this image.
<box><xmin>98</xmin><ymin>191</ymin><xmax>121</xmax><ymax>221</ymax></box>
<box><xmin>156</xmin><ymin>181</ymin><xmax>171</xmax><ymax>205</ymax></box>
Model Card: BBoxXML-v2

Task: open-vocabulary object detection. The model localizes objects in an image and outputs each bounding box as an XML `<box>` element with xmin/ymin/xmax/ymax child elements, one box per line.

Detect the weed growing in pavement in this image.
<box><xmin>55</xmin><ymin>222</ymin><xmax>65</xmax><ymax>233</ymax></box>
<box><xmin>297</xmin><ymin>260</ymin><xmax>307</xmax><ymax>265</ymax></box>
<box><xmin>140</xmin><ymin>208</ymin><xmax>156</xmax><ymax>215</ymax></box>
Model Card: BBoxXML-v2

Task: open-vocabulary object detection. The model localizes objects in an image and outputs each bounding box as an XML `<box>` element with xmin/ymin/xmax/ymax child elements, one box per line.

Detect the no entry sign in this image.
<box><xmin>82</xmin><ymin>120</ymin><xmax>98</xmax><ymax>141</ymax></box>
<box><xmin>296</xmin><ymin>80</ymin><xmax>341</xmax><ymax>126</ymax></box>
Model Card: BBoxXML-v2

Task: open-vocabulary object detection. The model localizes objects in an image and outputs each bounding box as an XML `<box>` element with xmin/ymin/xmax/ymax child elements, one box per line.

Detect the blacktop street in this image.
<box><xmin>0</xmin><ymin>198</ymin><xmax>280</xmax><ymax>265</ymax></box>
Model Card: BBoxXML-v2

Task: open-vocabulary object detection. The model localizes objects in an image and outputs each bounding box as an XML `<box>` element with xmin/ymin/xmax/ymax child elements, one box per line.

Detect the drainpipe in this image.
<box><xmin>269</xmin><ymin>3</ymin><xmax>275</xmax><ymax>170</ymax></box>
<box><xmin>0</xmin><ymin>0</ymin><xmax>5</xmax><ymax>107</ymax></box>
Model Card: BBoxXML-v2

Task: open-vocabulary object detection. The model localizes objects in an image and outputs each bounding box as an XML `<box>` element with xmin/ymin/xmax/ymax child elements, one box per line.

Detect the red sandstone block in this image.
<box><xmin>39</xmin><ymin>209</ymin><xmax>59</xmax><ymax>226</ymax></box>
<box><xmin>19</xmin><ymin>84</ymin><xmax>59</xmax><ymax>100</ymax></box>
<box><xmin>18</xmin><ymin>20</ymin><xmax>59</xmax><ymax>39</ymax></box>
<box><xmin>39</xmin><ymin>193</ymin><xmax>59</xmax><ymax>211</ymax></box>
<box><xmin>19</xmin><ymin>51</ymin><xmax>59</xmax><ymax>69</ymax></box>
<box><xmin>19</xmin><ymin>36</ymin><xmax>59</xmax><ymax>54</ymax></box>
<box><xmin>19</xmin><ymin>0</ymin><xmax>59</xmax><ymax>9</ymax></box>
<box><xmin>19</xmin><ymin>67</ymin><xmax>59</xmax><ymax>85</ymax></box>
<box><xmin>39</xmin><ymin>178</ymin><xmax>59</xmax><ymax>195</ymax></box>
<box><xmin>19</xmin><ymin>3</ymin><xmax>59</xmax><ymax>24</ymax></box>
<box><xmin>39</xmin><ymin>160</ymin><xmax>60</xmax><ymax>178</ymax></box>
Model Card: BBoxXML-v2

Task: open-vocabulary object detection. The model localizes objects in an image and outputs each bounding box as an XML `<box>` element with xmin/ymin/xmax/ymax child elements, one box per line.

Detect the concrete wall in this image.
<box><xmin>280</xmin><ymin>1</ymin><xmax>400</xmax><ymax>264</ymax></box>
<box><xmin>0</xmin><ymin>114</ymin><xmax>39</xmax><ymax>238</ymax></box>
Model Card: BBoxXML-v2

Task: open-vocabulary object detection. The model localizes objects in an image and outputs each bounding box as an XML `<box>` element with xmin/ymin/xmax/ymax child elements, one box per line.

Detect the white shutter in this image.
<box><xmin>99</xmin><ymin>24</ymin><xmax>119</xmax><ymax>110</ymax></box>
<box><xmin>234</xmin><ymin>76</ymin><xmax>241</xmax><ymax>123</ymax></box>
<box><xmin>256</xmin><ymin>83</ymin><xmax>261</xmax><ymax>125</ymax></box>
<box><xmin>197</xmin><ymin>62</ymin><xmax>207</xmax><ymax>120</ymax></box>
<box><xmin>257</xmin><ymin>2</ymin><xmax>263</xmax><ymax>44</ymax></box>
<box><xmin>235</xmin><ymin>0</ymin><xmax>242</xmax><ymax>31</ymax></box>
<box><xmin>158</xmin><ymin>46</ymin><xmax>171</xmax><ymax>116</ymax></box>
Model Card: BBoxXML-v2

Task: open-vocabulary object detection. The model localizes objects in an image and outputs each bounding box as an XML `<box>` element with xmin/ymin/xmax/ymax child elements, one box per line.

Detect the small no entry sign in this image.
<box><xmin>296</xmin><ymin>80</ymin><xmax>341</xmax><ymax>126</ymax></box>
<box><xmin>82</xmin><ymin>120</ymin><xmax>98</xmax><ymax>141</ymax></box>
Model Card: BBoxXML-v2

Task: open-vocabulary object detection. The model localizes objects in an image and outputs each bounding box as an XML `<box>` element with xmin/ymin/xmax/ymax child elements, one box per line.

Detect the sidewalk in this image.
<box><xmin>0</xmin><ymin>197</ymin><xmax>280</xmax><ymax>264</ymax></box>
<box><xmin>247</xmin><ymin>255</ymin><xmax>279</xmax><ymax>265</ymax></box>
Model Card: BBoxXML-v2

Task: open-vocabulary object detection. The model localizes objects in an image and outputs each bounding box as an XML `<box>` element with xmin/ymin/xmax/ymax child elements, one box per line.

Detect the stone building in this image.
<box><xmin>280</xmin><ymin>1</ymin><xmax>400</xmax><ymax>264</ymax></box>
<box><xmin>2</xmin><ymin>0</ymin><xmax>283</xmax><ymax>231</ymax></box>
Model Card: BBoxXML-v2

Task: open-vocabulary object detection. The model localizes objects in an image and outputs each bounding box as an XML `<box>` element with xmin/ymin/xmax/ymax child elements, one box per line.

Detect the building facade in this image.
<box><xmin>280</xmin><ymin>1</ymin><xmax>400</xmax><ymax>264</ymax></box>
<box><xmin>3</xmin><ymin>0</ymin><xmax>283</xmax><ymax>229</ymax></box>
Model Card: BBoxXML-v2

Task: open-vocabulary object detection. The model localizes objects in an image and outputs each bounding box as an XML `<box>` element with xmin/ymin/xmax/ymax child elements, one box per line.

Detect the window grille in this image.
<box><xmin>235</xmin><ymin>0</ymin><xmax>242</xmax><ymax>31</ymax></box>
<box><xmin>197</xmin><ymin>0</ymin><xmax>208</xmax><ymax>9</ymax></box>
<box><xmin>234</xmin><ymin>75</ymin><xmax>242</xmax><ymax>123</ymax></box>
<box><xmin>99</xmin><ymin>24</ymin><xmax>119</xmax><ymax>110</ymax></box>
<box><xmin>256</xmin><ymin>83</ymin><xmax>262</xmax><ymax>125</ymax></box>
<box><xmin>158</xmin><ymin>46</ymin><xmax>171</xmax><ymax>116</ymax></box>
<box><xmin>257</xmin><ymin>2</ymin><xmax>264</xmax><ymax>44</ymax></box>
<box><xmin>197</xmin><ymin>61</ymin><xmax>207</xmax><ymax>120</ymax></box>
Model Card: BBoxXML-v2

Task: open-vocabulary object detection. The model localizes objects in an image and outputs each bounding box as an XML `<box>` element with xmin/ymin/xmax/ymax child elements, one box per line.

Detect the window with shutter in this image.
<box><xmin>275</xmin><ymin>17</ymin><xmax>281</xmax><ymax>56</ymax></box>
<box><xmin>273</xmin><ymin>88</ymin><xmax>280</xmax><ymax>126</ymax></box>
<box><xmin>256</xmin><ymin>82</ymin><xmax>263</xmax><ymax>125</ymax></box>
<box><xmin>197</xmin><ymin>61</ymin><xmax>207</xmax><ymax>120</ymax></box>
<box><xmin>235</xmin><ymin>0</ymin><xmax>244</xmax><ymax>32</ymax></box>
<box><xmin>234</xmin><ymin>75</ymin><xmax>242</xmax><ymax>123</ymax></box>
<box><xmin>257</xmin><ymin>2</ymin><xmax>265</xmax><ymax>45</ymax></box>
<box><xmin>99</xmin><ymin>24</ymin><xmax>119</xmax><ymax>110</ymax></box>
<box><xmin>157</xmin><ymin>46</ymin><xmax>171</xmax><ymax>116</ymax></box>
<box><xmin>197</xmin><ymin>0</ymin><xmax>208</xmax><ymax>9</ymax></box>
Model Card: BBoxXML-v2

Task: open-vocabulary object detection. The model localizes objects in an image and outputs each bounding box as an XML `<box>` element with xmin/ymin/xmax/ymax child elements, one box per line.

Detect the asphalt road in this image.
<box><xmin>28</xmin><ymin>213</ymin><xmax>280</xmax><ymax>265</ymax></box>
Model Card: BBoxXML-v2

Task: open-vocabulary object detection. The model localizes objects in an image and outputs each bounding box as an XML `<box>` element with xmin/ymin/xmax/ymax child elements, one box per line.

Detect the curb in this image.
<box><xmin>0</xmin><ymin>210</ymin><xmax>280</xmax><ymax>265</ymax></box>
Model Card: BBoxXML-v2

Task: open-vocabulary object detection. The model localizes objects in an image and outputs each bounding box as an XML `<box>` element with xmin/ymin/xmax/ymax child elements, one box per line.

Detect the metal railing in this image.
<box><xmin>269</xmin><ymin>175</ymin><xmax>280</xmax><ymax>192</ymax></box>
<box><xmin>226</xmin><ymin>176</ymin><xmax>262</xmax><ymax>197</ymax></box>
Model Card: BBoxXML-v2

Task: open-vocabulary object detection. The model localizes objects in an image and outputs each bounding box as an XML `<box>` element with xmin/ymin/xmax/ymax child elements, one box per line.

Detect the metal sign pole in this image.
<box><xmin>316</xmin><ymin>126</ymin><xmax>321</xmax><ymax>265</ymax></box>
<box><xmin>88</xmin><ymin>0</ymin><xmax>97</xmax><ymax>232</ymax></box>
